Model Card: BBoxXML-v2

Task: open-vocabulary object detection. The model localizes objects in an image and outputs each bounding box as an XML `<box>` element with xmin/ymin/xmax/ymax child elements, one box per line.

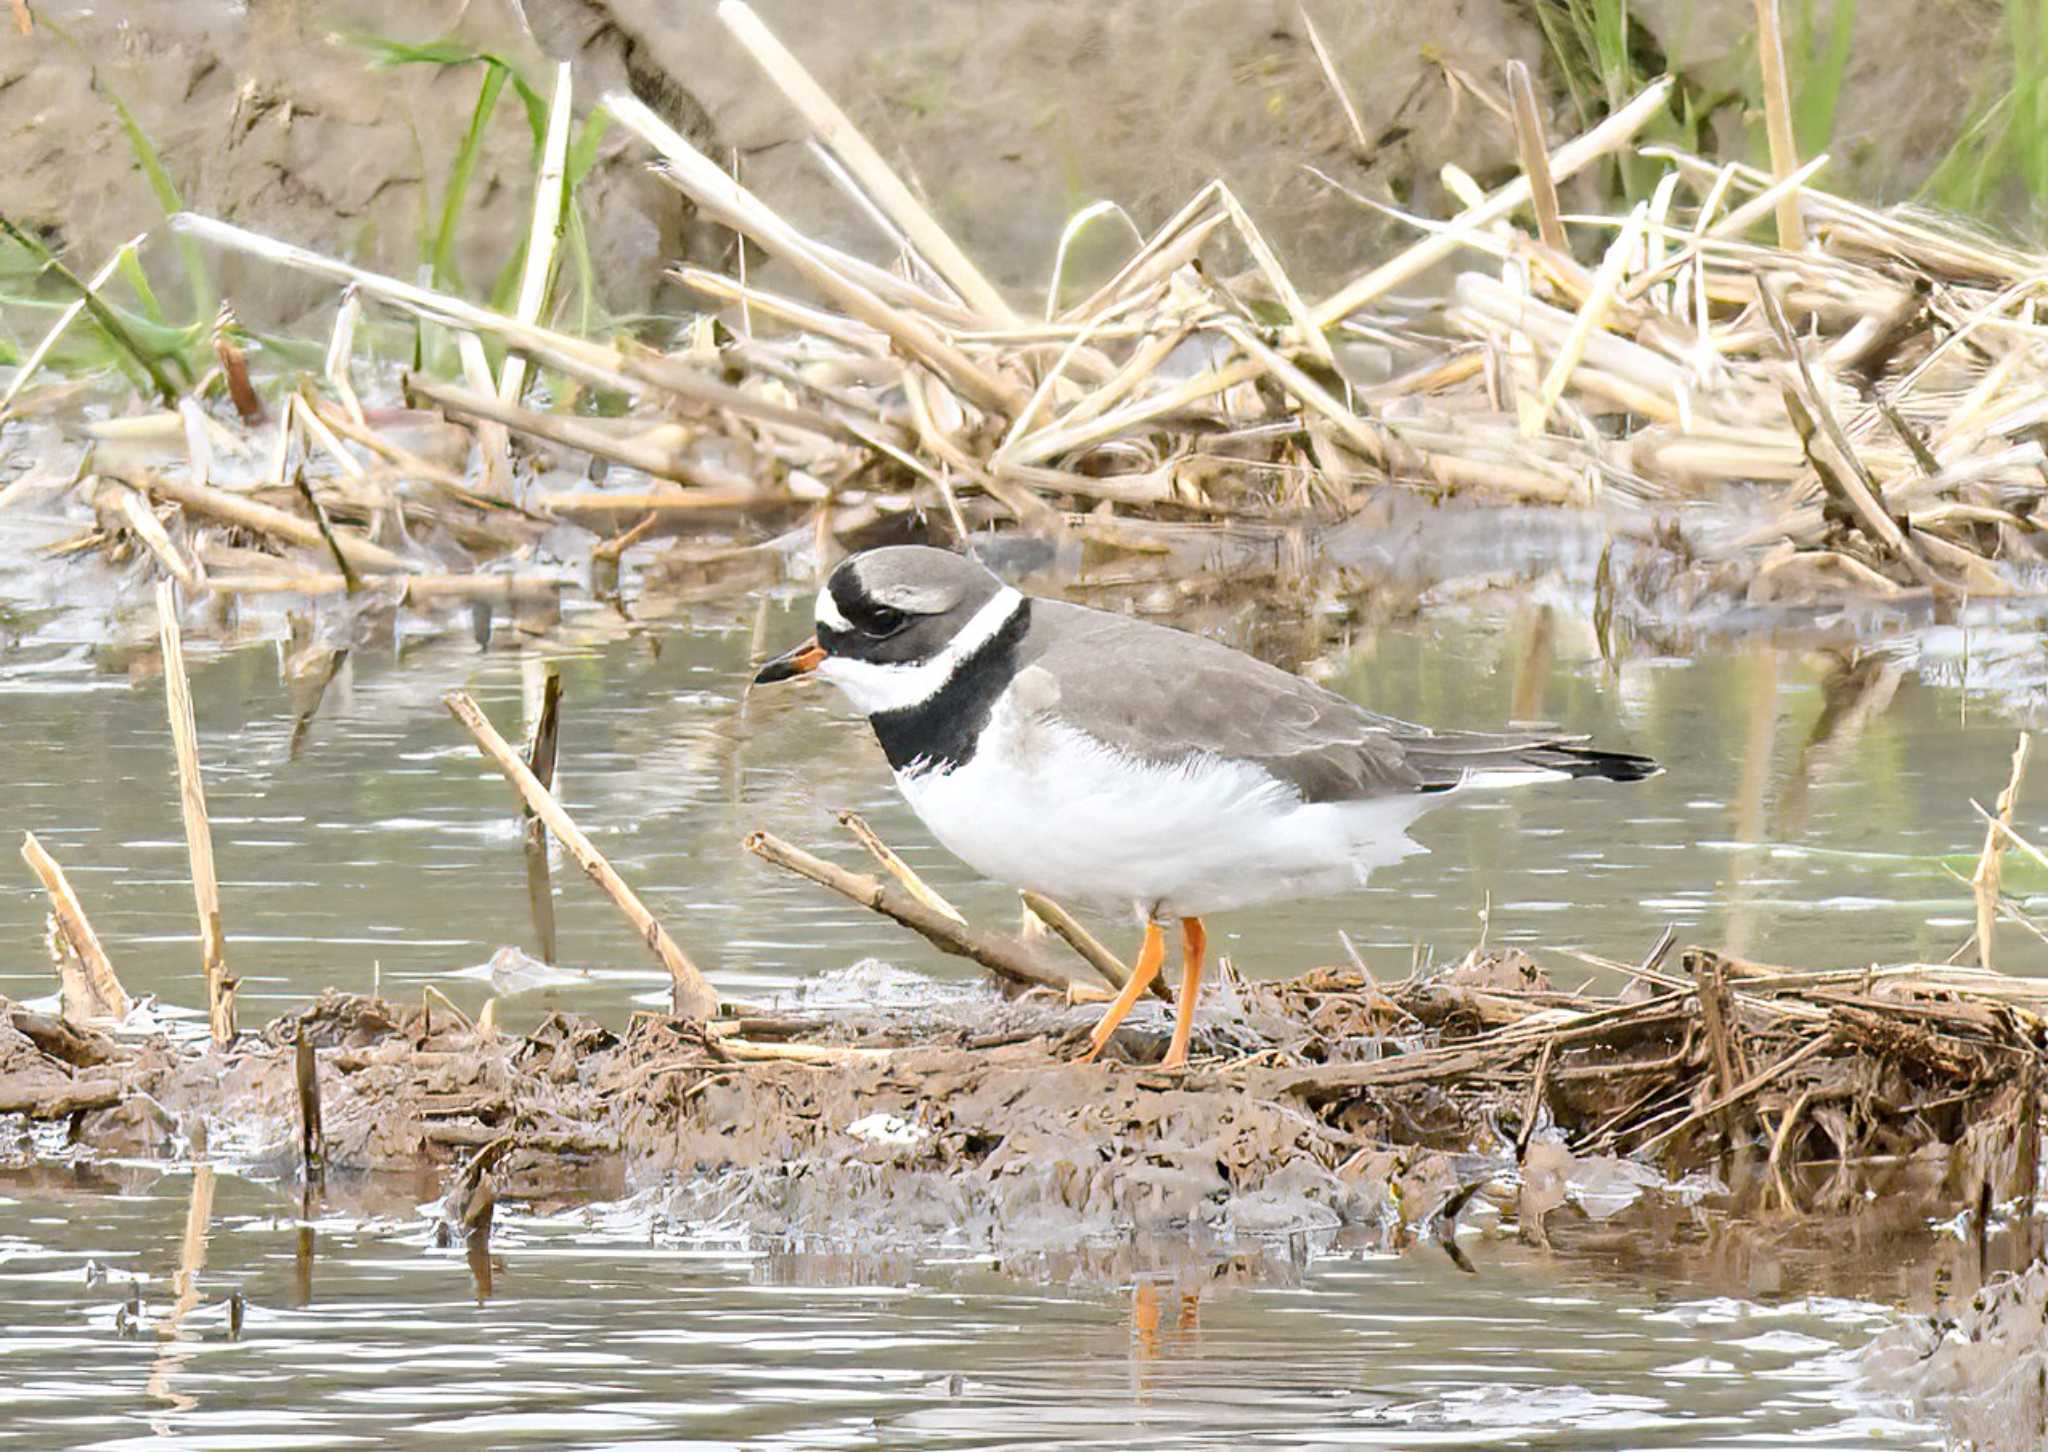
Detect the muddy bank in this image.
<box><xmin>8</xmin><ymin>943</ymin><xmax>2044</xmax><ymax>1249</ymax></box>
<box><xmin>2</xmin><ymin>0</ymin><xmax>2016</xmax><ymax>325</ymax></box>
<box><xmin>1862</xmin><ymin>1255</ymin><xmax>2048</xmax><ymax>1450</ymax></box>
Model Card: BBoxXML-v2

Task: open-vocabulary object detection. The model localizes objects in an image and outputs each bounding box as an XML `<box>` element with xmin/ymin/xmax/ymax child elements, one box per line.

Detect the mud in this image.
<box><xmin>1</xmin><ymin>0</ymin><xmax>2013</xmax><ymax>326</ymax></box>
<box><xmin>1862</xmin><ymin>1255</ymin><xmax>2048</xmax><ymax>1451</ymax></box>
<box><xmin>8</xmin><ymin>942</ymin><xmax>2044</xmax><ymax>1253</ymax></box>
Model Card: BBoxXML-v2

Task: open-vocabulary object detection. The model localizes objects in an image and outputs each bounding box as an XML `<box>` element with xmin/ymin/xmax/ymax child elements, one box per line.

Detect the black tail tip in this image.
<box><xmin>1560</xmin><ymin>748</ymin><xmax>1661</xmax><ymax>783</ymax></box>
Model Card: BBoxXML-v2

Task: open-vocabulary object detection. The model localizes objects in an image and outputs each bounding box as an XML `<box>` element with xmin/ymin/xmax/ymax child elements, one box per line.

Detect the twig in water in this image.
<box><xmin>443</xmin><ymin>691</ymin><xmax>717</xmax><ymax>1018</ymax></box>
<box><xmin>157</xmin><ymin>1165</ymin><xmax>216</xmax><ymax>1351</ymax></box>
<box><xmin>1515</xmin><ymin>1036</ymin><xmax>1555</xmax><ymax>1161</ymax></box>
<box><xmin>523</xmin><ymin>670</ymin><xmax>563</xmax><ymax>964</ymax></box>
<box><xmin>294</xmin><ymin>1025</ymin><xmax>323</xmax><ymax>1176</ymax></box>
<box><xmin>1637</xmin><ymin>925</ymin><xmax>1678</xmax><ymax>977</ymax></box>
<box><xmin>1973</xmin><ymin>733</ymin><xmax>2033</xmax><ymax>971</ymax></box>
<box><xmin>745</xmin><ymin>830</ymin><xmax>1077</xmax><ymax>995</ymax></box>
<box><xmin>836</xmin><ymin>810</ymin><xmax>965</xmax><ymax>925</ymax></box>
<box><xmin>21</xmin><ymin>831</ymin><xmax>131</xmax><ymax>1022</ymax></box>
<box><xmin>157</xmin><ymin>580</ymin><xmax>234</xmax><ymax>1044</ymax></box>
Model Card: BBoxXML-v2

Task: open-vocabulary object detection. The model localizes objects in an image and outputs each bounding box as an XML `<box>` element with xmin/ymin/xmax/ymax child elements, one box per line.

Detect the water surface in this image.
<box><xmin>4</xmin><ymin>520</ymin><xmax>2041</xmax><ymax>1448</ymax></box>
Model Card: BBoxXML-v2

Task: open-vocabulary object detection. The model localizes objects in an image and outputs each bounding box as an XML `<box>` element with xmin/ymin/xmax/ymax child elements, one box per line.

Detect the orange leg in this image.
<box><xmin>1162</xmin><ymin>917</ymin><xmax>1206</xmax><ymax>1070</ymax></box>
<box><xmin>1080</xmin><ymin>920</ymin><xmax>1166</xmax><ymax>1063</ymax></box>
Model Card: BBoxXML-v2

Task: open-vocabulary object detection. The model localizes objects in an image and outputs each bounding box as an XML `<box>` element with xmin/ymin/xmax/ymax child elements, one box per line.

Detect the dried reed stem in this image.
<box><xmin>744</xmin><ymin>829</ymin><xmax>1076</xmax><ymax>994</ymax></box>
<box><xmin>21</xmin><ymin>830</ymin><xmax>131</xmax><ymax>1022</ymax></box>
<box><xmin>157</xmin><ymin>580</ymin><xmax>234</xmax><ymax>1044</ymax></box>
<box><xmin>499</xmin><ymin>62</ymin><xmax>573</xmax><ymax>408</ymax></box>
<box><xmin>1312</xmin><ymin>77</ymin><xmax>1672</xmax><ymax>328</ymax></box>
<box><xmin>409</xmin><ymin>374</ymin><xmax>758</xmax><ymax>493</ymax></box>
<box><xmin>145</xmin><ymin>471</ymin><xmax>419</xmax><ymax>576</ymax></box>
<box><xmin>1752</xmin><ymin>0</ymin><xmax>1806</xmax><ymax>250</ymax></box>
<box><xmin>116</xmin><ymin>487</ymin><xmax>203</xmax><ymax>591</ymax></box>
<box><xmin>1020</xmin><ymin>889</ymin><xmax>1176</xmax><ymax>1001</ymax></box>
<box><xmin>604</xmin><ymin>93</ymin><xmax>1027</xmax><ymax>415</ymax></box>
<box><xmin>1300</xmin><ymin>5</ymin><xmax>1370</xmax><ymax>154</ymax></box>
<box><xmin>835</xmin><ymin>810</ymin><xmax>965</xmax><ymax>924</ymax></box>
<box><xmin>1504</xmin><ymin>60</ymin><xmax>1565</xmax><ymax>253</ymax></box>
<box><xmin>1975</xmin><ymin>734</ymin><xmax>2036</xmax><ymax>970</ymax></box>
<box><xmin>718</xmin><ymin>1</ymin><xmax>1016</xmax><ymax>324</ymax></box>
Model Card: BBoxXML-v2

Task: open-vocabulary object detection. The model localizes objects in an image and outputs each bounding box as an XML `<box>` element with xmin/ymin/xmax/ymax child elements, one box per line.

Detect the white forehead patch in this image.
<box><xmin>814</xmin><ymin>586</ymin><xmax>851</xmax><ymax>632</ymax></box>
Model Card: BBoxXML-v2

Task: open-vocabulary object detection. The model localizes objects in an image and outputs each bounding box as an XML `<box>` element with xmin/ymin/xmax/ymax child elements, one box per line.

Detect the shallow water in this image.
<box><xmin>4</xmin><ymin>534</ymin><xmax>2044</xmax><ymax>1446</ymax></box>
<box><xmin>1</xmin><ymin>563</ymin><xmax>2042</xmax><ymax>1024</ymax></box>
<box><xmin>1</xmin><ymin>1167</ymin><xmax>1936</xmax><ymax>1449</ymax></box>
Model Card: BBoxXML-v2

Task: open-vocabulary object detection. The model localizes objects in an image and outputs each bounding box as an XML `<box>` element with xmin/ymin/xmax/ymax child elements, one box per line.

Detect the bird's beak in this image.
<box><xmin>754</xmin><ymin>635</ymin><xmax>827</xmax><ymax>685</ymax></box>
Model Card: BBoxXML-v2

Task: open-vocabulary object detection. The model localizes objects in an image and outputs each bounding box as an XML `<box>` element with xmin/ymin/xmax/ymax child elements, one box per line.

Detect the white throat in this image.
<box><xmin>816</xmin><ymin>586</ymin><xmax>1024</xmax><ymax>716</ymax></box>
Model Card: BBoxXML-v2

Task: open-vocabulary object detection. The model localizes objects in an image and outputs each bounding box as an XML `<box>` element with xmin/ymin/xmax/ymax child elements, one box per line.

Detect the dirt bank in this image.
<box><xmin>1</xmin><ymin>0</ymin><xmax>2015</xmax><ymax>327</ymax></box>
<box><xmin>7</xmin><ymin>943</ymin><xmax>2043</xmax><ymax>1251</ymax></box>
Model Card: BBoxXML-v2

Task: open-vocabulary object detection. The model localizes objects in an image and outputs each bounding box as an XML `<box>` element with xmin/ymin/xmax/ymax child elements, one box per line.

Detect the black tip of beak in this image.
<box><xmin>753</xmin><ymin>637</ymin><xmax>826</xmax><ymax>685</ymax></box>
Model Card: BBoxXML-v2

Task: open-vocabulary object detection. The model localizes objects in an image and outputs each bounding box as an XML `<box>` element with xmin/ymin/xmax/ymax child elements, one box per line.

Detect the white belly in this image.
<box><xmin>893</xmin><ymin>690</ymin><xmax>1432</xmax><ymax>920</ymax></box>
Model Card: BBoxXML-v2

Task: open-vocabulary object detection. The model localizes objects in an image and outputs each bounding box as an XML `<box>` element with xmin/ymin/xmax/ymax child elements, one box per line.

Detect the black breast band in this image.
<box><xmin>869</xmin><ymin>600</ymin><xmax>1031</xmax><ymax>775</ymax></box>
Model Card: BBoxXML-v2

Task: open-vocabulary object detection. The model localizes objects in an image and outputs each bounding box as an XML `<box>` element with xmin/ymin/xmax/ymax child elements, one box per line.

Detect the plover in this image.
<box><xmin>755</xmin><ymin>546</ymin><xmax>1656</xmax><ymax>1069</ymax></box>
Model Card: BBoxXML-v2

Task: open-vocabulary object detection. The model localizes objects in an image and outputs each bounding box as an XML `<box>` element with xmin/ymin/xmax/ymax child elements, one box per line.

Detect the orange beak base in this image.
<box><xmin>754</xmin><ymin>636</ymin><xmax>827</xmax><ymax>684</ymax></box>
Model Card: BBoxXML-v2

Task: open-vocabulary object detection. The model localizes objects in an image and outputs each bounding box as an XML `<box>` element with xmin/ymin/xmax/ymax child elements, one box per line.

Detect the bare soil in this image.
<box><xmin>1</xmin><ymin>0</ymin><xmax>2013</xmax><ymax>327</ymax></box>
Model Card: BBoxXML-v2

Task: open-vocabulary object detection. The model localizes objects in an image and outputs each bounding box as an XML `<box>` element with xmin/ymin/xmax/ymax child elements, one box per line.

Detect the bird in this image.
<box><xmin>753</xmin><ymin>545</ymin><xmax>1657</xmax><ymax>1071</ymax></box>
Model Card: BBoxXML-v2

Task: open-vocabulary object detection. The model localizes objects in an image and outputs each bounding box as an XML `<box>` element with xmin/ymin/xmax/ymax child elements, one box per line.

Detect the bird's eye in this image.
<box><xmin>864</xmin><ymin>606</ymin><xmax>907</xmax><ymax>636</ymax></box>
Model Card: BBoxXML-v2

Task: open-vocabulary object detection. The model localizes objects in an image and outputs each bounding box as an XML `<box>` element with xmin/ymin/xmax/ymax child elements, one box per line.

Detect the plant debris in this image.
<box><xmin>4</xmin><ymin>938</ymin><xmax>2041</xmax><ymax>1247</ymax></box>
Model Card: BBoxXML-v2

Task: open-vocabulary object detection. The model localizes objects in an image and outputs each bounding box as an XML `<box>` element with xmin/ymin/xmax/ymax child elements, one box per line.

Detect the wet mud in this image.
<box><xmin>8</xmin><ymin>943</ymin><xmax>2042</xmax><ymax>1246</ymax></box>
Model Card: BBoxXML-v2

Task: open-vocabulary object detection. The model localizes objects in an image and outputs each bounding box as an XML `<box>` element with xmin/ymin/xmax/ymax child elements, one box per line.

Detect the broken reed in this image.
<box><xmin>443</xmin><ymin>690</ymin><xmax>719</xmax><ymax>1019</ymax></box>
<box><xmin>157</xmin><ymin>580</ymin><xmax>234</xmax><ymax>1043</ymax></box>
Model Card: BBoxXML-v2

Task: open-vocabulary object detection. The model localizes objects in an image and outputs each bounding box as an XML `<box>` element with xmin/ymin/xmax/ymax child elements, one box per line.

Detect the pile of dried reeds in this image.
<box><xmin>10</xmin><ymin>3</ymin><xmax>2047</xmax><ymax>613</ymax></box>
<box><xmin>1251</xmin><ymin>944</ymin><xmax>2044</xmax><ymax>1216</ymax></box>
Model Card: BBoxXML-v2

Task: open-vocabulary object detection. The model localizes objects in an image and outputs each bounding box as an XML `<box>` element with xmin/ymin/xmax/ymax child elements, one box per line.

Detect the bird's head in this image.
<box><xmin>753</xmin><ymin>546</ymin><xmax>1023</xmax><ymax>715</ymax></box>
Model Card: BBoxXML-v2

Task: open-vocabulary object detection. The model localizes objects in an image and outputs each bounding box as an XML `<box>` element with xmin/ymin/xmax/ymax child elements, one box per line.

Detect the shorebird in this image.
<box><xmin>754</xmin><ymin>546</ymin><xmax>1656</xmax><ymax>1069</ymax></box>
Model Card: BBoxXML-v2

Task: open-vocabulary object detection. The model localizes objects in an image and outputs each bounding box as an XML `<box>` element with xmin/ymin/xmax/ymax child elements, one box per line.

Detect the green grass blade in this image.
<box><xmin>114</xmin><ymin>247</ymin><xmax>166</xmax><ymax>327</ymax></box>
<box><xmin>1791</xmin><ymin>0</ymin><xmax>1858</xmax><ymax>155</ymax></box>
<box><xmin>97</xmin><ymin>78</ymin><xmax>215</xmax><ymax>321</ymax></box>
<box><xmin>430</xmin><ymin>62</ymin><xmax>510</xmax><ymax>293</ymax></box>
<box><xmin>0</xmin><ymin>214</ymin><xmax>185</xmax><ymax>401</ymax></box>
